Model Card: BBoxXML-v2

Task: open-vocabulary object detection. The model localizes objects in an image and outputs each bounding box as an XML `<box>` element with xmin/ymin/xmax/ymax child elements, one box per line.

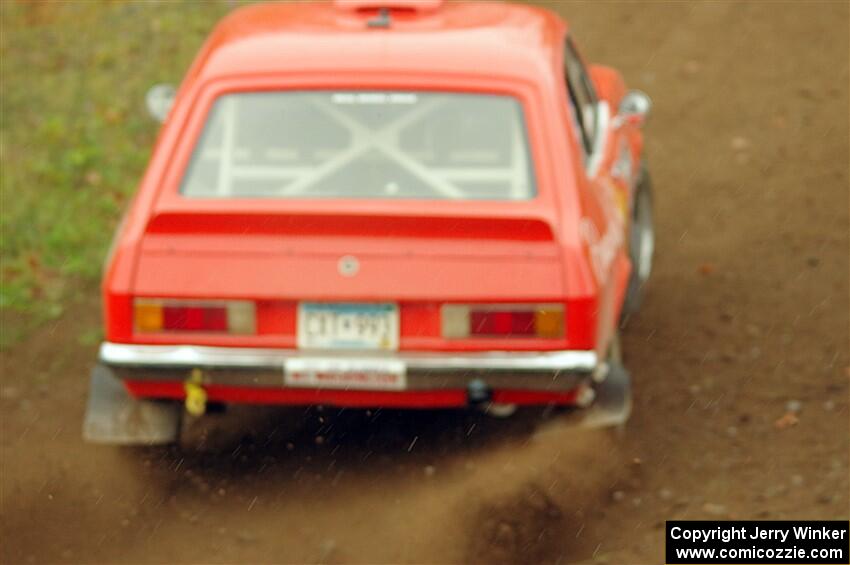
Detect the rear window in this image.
<box><xmin>180</xmin><ymin>91</ymin><xmax>536</xmax><ymax>200</ymax></box>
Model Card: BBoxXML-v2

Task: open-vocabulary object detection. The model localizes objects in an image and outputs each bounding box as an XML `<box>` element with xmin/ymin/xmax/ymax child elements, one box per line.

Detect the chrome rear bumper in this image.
<box><xmin>100</xmin><ymin>342</ymin><xmax>599</xmax><ymax>394</ymax></box>
<box><xmin>100</xmin><ymin>342</ymin><xmax>597</xmax><ymax>371</ymax></box>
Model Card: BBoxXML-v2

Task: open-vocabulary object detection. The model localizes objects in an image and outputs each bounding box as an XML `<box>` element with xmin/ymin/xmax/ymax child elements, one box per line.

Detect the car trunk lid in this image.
<box><xmin>134</xmin><ymin>210</ymin><xmax>565</xmax><ymax>301</ymax></box>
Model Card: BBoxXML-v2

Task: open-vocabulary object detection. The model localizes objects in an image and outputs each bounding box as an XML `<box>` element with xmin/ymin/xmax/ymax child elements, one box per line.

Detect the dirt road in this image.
<box><xmin>2</xmin><ymin>2</ymin><xmax>848</xmax><ymax>563</ymax></box>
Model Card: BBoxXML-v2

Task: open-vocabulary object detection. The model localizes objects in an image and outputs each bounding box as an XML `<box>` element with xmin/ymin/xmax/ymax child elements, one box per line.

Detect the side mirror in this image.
<box><xmin>617</xmin><ymin>90</ymin><xmax>652</xmax><ymax>127</ymax></box>
<box><xmin>145</xmin><ymin>84</ymin><xmax>176</xmax><ymax>123</ymax></box>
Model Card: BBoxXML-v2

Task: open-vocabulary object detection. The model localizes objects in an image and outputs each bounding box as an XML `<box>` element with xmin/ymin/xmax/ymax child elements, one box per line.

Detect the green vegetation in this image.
<box><xmin>0</xmin><ymin>1</ymin><xmax>236</xmax><ymax>343</ymax></box>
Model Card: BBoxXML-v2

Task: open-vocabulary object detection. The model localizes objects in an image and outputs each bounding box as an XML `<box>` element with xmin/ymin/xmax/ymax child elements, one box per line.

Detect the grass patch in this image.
<box><xmin>0</xmin><ymin>1</ymin><xmax>236</xmax><ymax>341</ymax></box>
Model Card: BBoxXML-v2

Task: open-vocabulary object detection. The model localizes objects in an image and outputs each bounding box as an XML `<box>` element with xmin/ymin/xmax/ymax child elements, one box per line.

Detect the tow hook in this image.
<box><xmin>467</xmin><ymin>379</ymin><xmax>489</xmax><ymax>404</ymax></box>
<box><xmin>184</xmin><ymin>368</ymin><xmax>207</xmax><ymax>416</ymax></box>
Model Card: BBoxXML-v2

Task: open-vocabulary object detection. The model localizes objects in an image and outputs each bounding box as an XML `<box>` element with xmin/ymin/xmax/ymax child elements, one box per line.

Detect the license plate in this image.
<box><xmin>284</xmin><ymin>358</ymin><xmax>406</xmax><ymax>390</ymax></box>
<box><xmin>297</xmin><ymin>302</ymin><xmax>399</xmax><ymax>350</ymax></box>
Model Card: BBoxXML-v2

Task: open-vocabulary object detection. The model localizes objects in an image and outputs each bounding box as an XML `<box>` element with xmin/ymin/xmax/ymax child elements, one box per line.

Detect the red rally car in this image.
<box><xmin>83</xmin><ymin>0</ymin><xmax>654</xmax><ymax>444</ymax></box>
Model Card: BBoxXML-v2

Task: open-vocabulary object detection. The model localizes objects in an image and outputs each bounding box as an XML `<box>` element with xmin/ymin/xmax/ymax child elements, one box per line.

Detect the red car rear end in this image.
<box><xmin>84</xmin><ymin>0</ymin><xmax>653</xmax><ymax>444</ymax></box>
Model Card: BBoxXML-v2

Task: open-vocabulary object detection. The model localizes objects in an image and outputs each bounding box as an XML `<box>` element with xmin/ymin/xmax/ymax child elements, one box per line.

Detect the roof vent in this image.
<box><xmin>334</xmin><ymin>0</ymin><xmax>444</xmax><ymax>15</ymax></box>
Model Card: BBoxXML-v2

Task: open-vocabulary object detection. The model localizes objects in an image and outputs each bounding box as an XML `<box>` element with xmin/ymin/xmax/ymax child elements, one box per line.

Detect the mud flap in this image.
<box><xmin>82</xmin><ymin>364</ymin><xmax>180</xmax><ymax>445</ymax></box>
<box><xmin>578</xmin><ymin>361</ymin><xmax>632</xmax><ymax>429</ymax></box>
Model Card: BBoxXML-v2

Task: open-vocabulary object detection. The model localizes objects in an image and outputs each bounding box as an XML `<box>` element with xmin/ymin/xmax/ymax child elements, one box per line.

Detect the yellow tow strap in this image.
<box><xmin>184</xmin><ymin>368</ymin><xmax>207</xmax><ymax>416</ymax></box>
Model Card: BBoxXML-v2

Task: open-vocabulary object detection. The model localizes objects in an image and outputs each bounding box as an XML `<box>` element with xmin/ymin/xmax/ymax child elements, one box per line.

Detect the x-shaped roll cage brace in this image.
<box><xmin>209</xmin><ymin>95</ymin><xmax>530</xmax><ymax>199</ymax></box>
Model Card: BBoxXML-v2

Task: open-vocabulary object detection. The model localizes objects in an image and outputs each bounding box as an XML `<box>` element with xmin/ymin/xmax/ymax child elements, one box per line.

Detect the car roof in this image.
<box><xmin>185</xmin><ymin>1</ymin><xmax>568</xmax><ymax>88</ymax></box>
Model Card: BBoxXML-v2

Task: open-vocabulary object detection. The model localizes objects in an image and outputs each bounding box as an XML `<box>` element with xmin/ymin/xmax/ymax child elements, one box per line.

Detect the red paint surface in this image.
<box><xmin>126</xmin><ymin>381</ymin><xmax>470</xmax><ymax>408</ymax></box>
<box><xmin>125</xmin><ymin>381</ymin><xmax>580</xmax><ymax>408</ymax></box>
<box><xmin>490</xmin><ymin>389</ymin><xmax>579</xmax><ymax>406</ymax></box>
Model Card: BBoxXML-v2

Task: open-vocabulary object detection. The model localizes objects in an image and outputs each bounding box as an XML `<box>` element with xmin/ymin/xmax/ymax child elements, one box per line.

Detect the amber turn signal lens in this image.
<box><xmin>135</xmin><ymin>301</ymin><xmax>164</xmax><ymax>332</ymax></box>
<box><xmin>534</xmin><ymin>309</ymin><xmax>564</xmax><ymax>338</ymax></box>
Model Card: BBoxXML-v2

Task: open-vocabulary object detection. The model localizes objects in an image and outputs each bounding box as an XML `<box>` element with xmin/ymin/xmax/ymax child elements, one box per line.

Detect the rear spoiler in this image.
<box><xmin>145</xmin><ymin>211</ymin><xmax>555</xmax><ymax>241</ymax></box>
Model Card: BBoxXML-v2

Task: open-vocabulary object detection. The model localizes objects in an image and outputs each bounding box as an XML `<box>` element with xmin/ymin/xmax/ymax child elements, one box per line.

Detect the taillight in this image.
<box><xmin>134</xmin><ymin>299</ymin><xmax>256</xmax><ymax>334</ymax></box>
<box><xmin>441</xmin><ymin>304</ymin><xmax>564</xmax><ymax>338</ymax></box>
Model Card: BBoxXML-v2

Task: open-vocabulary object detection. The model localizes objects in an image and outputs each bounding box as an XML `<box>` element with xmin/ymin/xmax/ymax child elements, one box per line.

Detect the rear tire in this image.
<box><xmin>622</xmin><ymin>164</ymin><xmax>655</xmax><ymax>319</ymax></box>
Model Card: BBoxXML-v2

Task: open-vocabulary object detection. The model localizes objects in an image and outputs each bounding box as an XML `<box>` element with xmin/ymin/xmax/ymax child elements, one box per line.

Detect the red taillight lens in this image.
<box><xmin>135</xmin><ymin>299</ymin><xmax>255</xmax><ymax>334</ymax></box>
<box><xmin>470</xmin><ymin>310</ymin><xmax>535</xmax><ymax>336</ymax></box>
<box><xmin>443</xmin><ymin>304</ymin><xmax>564</xmax><ymax>338</ymax></box>
<box><xmin>162</xmin><ymin>305</ymin><xmax>228</xmax><ymax>332</ymax></box>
